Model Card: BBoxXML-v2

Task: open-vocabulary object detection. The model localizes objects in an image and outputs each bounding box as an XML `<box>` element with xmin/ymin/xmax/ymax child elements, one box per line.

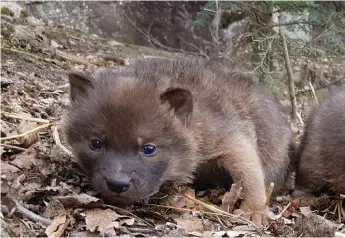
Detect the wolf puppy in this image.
<box><xmin>64</xmin><ymin>57</ymin><xmax>292</xmax><ymax>225</ymax></box>
<box><xmin>294</xmin><ymin>88</ymin><xmax>345</xmax><ymax>196</ymax></box>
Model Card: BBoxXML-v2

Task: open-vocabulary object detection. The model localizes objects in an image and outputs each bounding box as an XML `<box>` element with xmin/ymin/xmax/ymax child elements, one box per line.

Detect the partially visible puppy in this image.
<box><xmin>293</xmin><ymin>86</ymin><xmax>345</xmax><ymax>196</ymax></box>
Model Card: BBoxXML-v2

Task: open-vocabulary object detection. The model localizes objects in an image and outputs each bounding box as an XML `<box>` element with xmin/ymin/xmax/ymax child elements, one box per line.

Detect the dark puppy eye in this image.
<box><xmin>141</xmin><ymin>144</ymin><xmax>156</xmax><ymax>156</ymax></box>
<box><xmin>90</xmin><ymin>138</ymin><xmax>103</xmax><ymax>150</ymax></box>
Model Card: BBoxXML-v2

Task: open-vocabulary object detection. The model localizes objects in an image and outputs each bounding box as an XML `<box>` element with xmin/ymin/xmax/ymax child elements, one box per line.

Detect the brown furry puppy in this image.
<box><xmin>294</xmin><ymin>87</ymin><xmax>345</xmax><ymax>196</ymax></box>
<box><xmin>63</xmin><ymin>57</ymin><xmax>292</xmax><ymax>225</ymax></box>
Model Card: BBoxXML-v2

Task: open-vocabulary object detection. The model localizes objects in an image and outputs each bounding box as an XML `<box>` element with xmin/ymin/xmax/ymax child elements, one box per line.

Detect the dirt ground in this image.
<box><xmin>1</xmin><ymin>15</ymin><xmax>344</xmax><ymax>237</ymax></box>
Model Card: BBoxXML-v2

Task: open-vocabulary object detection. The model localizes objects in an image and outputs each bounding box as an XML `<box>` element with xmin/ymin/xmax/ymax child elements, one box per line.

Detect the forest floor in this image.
<box><xmin>1</xmin><ymin>14</ymin><xmax>344</xmax><ymax>237</ymax></box>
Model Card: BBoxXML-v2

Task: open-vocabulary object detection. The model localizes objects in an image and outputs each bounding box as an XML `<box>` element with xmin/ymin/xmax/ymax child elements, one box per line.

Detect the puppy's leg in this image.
<box><xmin>218</xmin><ymin>139</ymin><xmax>269</xmax><ymax>226</ymax></box>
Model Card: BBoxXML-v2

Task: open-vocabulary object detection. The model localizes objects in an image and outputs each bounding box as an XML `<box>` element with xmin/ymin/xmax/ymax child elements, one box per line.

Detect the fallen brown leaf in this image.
<box><xmin>16</xmin><ymin>113</ymin><xmax>38</xmax><ymax>148</ymax></box>
<box><xmin>175</xmin><ymin>216</ymin><xmax>204</xmax><ymax>233</ymax></box>
<box><xmin>45</xmin><ymin>214</ymin><xmax>70</xmax><ymax>238</ymax></box>
<box><xmin>85</xmin><ymin>208</ymin><xmax>121</xmax><ymax>236</ymax></box>
<box><xmin>52</xmin><ymin>193</ymin><xmax>104</xmax><ymax>209</ymax></box>
<box><xmin>168</xmin><ymin>187</ymin><xmax>197</xmax><ymax>210</ymax></box>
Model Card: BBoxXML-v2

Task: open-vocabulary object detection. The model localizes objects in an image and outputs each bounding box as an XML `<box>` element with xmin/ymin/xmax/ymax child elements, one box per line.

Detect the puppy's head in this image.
<box><xmin>64</xmin><ymin>68</ymin><xmax>198</xmax><ymax>204</ymax></box>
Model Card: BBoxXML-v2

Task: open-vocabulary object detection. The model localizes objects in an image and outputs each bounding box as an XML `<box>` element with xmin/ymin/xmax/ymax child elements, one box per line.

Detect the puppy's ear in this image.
<box><xmin>160</xmin><ymin>88</ymin><xmax>193</xmax><ymax>126</ymax></box>
<box><xmin>67</xmin><ymin>71</ymin><xmax>94</xmax><ymax>104</ymax></box>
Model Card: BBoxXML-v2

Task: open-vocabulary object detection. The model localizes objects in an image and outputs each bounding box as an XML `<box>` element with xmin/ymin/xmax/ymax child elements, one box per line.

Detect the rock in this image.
<box><xmin>26</xmin><ymin>16</ymin><xmax>44</xmax><ymax>26</ymax></box>
<box><xmin>13</xmin><ymin>25</ymin><xmax>31</xmax><ymax>42</ymax></box>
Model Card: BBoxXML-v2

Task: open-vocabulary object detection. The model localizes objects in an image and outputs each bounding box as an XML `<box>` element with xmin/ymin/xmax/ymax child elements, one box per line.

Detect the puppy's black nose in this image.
<box><xmin>106</xmin><ymin>177</ymin><xmax>131</xmax><ymax>193</ymax></box>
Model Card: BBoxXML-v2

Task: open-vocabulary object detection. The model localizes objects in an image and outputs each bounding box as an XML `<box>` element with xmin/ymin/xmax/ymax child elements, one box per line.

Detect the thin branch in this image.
<box><xmin>0</xmin><ymin>143</ymin><xmax>27</xmax><ymax>152</ymax></box>
<box><xmin>296</xmin><ymin>76</ymin><xmax>345</xmax><ymax>95</ymax></box>
<box><xmin>13</xmin><ymin>200</ymin><xmax>52</xmax><ymax>226</ymax></box>
<box><xmin>1</xmin><ymin>112</ymin><xmax>50</xmax><ymax>124</ymax></box>
<box><xmin>182</xmin><ymin>192</ymin><xmax>265</xmax><ymax>233</ymax></box>
<box><xmin>308</xmin><ymin>79</ymin><xmax>319</xmax><ymax>104</ymax></box>
<box><xmin>52</xmin><ymin>125</ymin><xmax>72</xmax><ymax>156</ymax></box>
<box><xmin>0</xmin><ymin>123</ymin><xmax>55</xmax><ymax>142</ymax></box>
<box><xmin>279</xmin><ymin>17</ymin><xmax>298</xmax><ymax>126</ymax></box>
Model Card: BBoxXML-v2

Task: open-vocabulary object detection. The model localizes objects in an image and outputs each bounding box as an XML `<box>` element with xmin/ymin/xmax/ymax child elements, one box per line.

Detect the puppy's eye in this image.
<box><xmin>141</xmin><ymin>144</ymin><xmax>156</xmax><ymax>156</ymax></box>
<box><xmin>90</xmin><ymin>138</ymin><xmax>103</xmax><ymax>150</ymax></box>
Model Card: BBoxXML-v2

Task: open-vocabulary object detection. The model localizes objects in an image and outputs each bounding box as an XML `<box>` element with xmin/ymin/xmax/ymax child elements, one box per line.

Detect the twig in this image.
<box><xmin>151</xmin><ymin>203</ymin><xmax>250</xmax><ymax>222</ymax></box>
<box><xmin>296</xmin><ymin>76</ymin><xmax>345</xmax><ymax>95</ymax></box>
<box><xmin>55</xmin><ymin>49</ymin><xmax>95</xmax><ymax>68</ymax></box>
<box><xmin>52</xmin><ymin>125</ymin><xmax>72</xmax><ymax>156</ymax></box>
<box><xmin>251</xmin><ymin>37</ymin><xmax>275</xmax><ymax>73</ymax></box>
<box><xmin>14</xmin><ymin>200</ymin><xmax>52</xmax><ymax>226</ymax></box>
<box><xmin>0</xmin><ymin>143</ymin><xmax>27</xmax><ymax>152</ymax></box>
<box><xmin>1</xmin><ymin>112</ymin><xmax>50</xmax><ymax>124</ymax></box>
<box><xmin>0</xmin><ymin>123</ymin><xmax>54</xmax><ymax>142</ymax></box>
<box><xmin>183</xmin><ymin>192</ymin><xmax>237</xmax><ymax>217</ymax></box>
<box><xmin>1</xmin><ymin>46</ymin><xmax>42</xmax><ymax>61</ymax></box>
<box><xmin>182</xmin><ymin>192</ymin><xmax>263</xmax><ymax>232</ymax></box>
<box><xmin>278</xmin><ymin>202</ymin><xmax>291</xmax><ymax>218</ymax></box>
<box><xmin>279</xmin><ymin>16</ymin><xmax>298</xmax><ymax>126</ymax></box>
<box><xmin>105</xmin><ymin>204</ymin><xmax>155</xmax><ymax>228</ymax></box>
<box><xmin>266</xmin><ymin>182</ymin><xmax>275</xmax><ymax>205</ymax></box>
<box><xmin>296</xmin><ymin>111</ymin><xmax>305</xmax><ymax>126</ymax></box>
<box><xmin>337</xmin><ymin>200</ymin><xmax>342</xmax><ymax>223</ymax></box>
<box><xmin>308</xmin><ymin>79</ymin><xmax>319</xmax><ymax>104</ymax></box>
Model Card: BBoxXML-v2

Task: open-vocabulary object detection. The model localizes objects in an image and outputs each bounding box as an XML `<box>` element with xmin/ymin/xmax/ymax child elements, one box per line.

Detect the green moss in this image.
<box><xmin>1</xmin><ymin>7</ymin><xmax>14</xmax><ymax>17</ymax></box>
<box><xmin>20</xmin><ymin>9</ymin><xmax>29</xmax><ymax>18</ymax></box>
<box><xmin>123</xmin><ymin>42</ymin><xmax>132</xmax><ymax>48</ymax></box>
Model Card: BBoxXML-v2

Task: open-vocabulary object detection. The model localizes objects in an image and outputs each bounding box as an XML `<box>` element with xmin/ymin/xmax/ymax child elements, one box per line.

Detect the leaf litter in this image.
<box><xmin>1</xmin><ymin>13</ymin><xmax>344</xmax><ymax>238</ymax></box>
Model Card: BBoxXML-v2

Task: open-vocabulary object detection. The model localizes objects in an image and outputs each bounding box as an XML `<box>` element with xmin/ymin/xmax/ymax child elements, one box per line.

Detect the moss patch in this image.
<box><xmin>1</xmin><ymin>7</ymin><xmax>14</xmax><ymax>17</ymax></box>
<box><xmin>20</xmin><ymin>9</ymin><xmax>29</xmax><ymax>18</ymax></box>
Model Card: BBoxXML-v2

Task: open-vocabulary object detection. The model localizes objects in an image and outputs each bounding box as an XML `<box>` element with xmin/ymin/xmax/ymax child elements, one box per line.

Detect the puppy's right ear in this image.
<box><xmin>68</xmin><ymin>71</ymin><xmax>94</xmax><ymax>104</ymax></box>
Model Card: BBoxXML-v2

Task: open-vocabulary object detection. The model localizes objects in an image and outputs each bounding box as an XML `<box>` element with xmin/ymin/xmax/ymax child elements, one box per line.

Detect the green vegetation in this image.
<box><xmin>193</xmin><ymin>1</ymin><xmax>345</xmax><ymax>97</ymax></box>
<box><xmin>1</xmin><ymin>7</ymin><xmax>14</xmax><ymax>17</ymax></box>
<box><xmin>20</xmin><ymin>9</ymin><xmax>29</xmax><ymax>18</ymax></box>
<box><xmin>123</xmin><ymin>42</ymin><xmax>133</xmax><ymax>48</ymax></box>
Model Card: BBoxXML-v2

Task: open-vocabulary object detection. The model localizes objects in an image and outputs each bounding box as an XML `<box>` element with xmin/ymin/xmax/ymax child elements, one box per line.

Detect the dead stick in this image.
<box><xmin>149</xmin><ymin>204</ymin><xmax>241</xmax><ymax>218</ymax></box>
<box><xmin>308</xmin><ymin>79</ymin><xmax>319</xmax><ymax>104</ymax></box>
<box><xmin>1</xmin><ymin>112</ymin><xmax>50</xmax><ymax>124</ymax></box>
<box><xmin>0</xmin><ymin>123</ymin><xmax>54</xmax><ymax>141</ymax></box>
<box><xmin>337</xmin><ymin>200</ymin><xmax>342</xmax><ymax>223</ymax></box>
<box><xmin>182</xmin><ymin>192</ymin><xmax>263</xmax><ymax>232</ymax></box>
<box><xmin>183</xmin><ymin>192</ymin><xmax>237</xmax><ymax>217</ymax></box>
<box><xmin>278</xmin><ymin>202</ymin><xmax>291</xmax><ymax>218</ymax></box>
<box><xmin>14</xmin><ymin>200</ymin><xmax>52</xmax><ymax>226</ymax></box>
<box><xmin>0</xmin><ymin>143</ymin><xmax>27</xmax><ymax>152</ymax></box>
<box><xmin>52</xmin><ymin>125</ymin><xmax>72</xmax><ymax>156</ymax></box>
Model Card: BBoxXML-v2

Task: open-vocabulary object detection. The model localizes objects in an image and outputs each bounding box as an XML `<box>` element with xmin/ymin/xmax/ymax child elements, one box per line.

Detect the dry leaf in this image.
<box><xmin>220</xmin><ymin>183</ymin><xmax>243</xmax><ymax>213</ymax></box>
<box><xmin>169</xmin><ymin>188</ymin><xmax>197</xmax><ymax>209</ymax></box>
<box><xmin>175</xmin><ymin>217</ymin><xmax>203</xmax><ymax>233</ymax></box>
<box><xmin>16</xmin><ymin>113</ymin><xmax>38</xmax><ymax>148</ymax></box>
<box><xmin>85</xmin><ymin>208</ymin><xmax>121</xmax><ymax>236</ymax></box>
<box><xmin>45</xmin><ymin>214</ymin><xmax>70</xmax><ymax>238</ymax></box>
<box><xmin>53</xmin><ymin>193</ymin><xmax>104</xmax><ymax>209</ymax></box>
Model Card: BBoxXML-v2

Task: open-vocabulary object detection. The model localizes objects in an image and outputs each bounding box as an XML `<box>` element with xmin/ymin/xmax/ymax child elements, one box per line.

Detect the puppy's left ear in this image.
<box><xmin>160</xmin><ymin>88</ymin><xmax>193</xmax><ymax>126</ymax></box>
<box><xmin>67</xmin><ymin>71</ymin><xmax>94</xmax><ymax>104</ymax></box>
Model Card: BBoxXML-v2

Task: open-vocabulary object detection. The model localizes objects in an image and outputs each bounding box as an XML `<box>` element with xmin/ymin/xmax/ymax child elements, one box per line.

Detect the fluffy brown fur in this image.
<box><xmin>294</xmin><ymin>87</ymin><xmax>345</xmax><ymax>196</ymax></box>
<box><xmin>63</xmin><ymin>57</ymin><xmax>292</xmax><ymax>225</ymax></box>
